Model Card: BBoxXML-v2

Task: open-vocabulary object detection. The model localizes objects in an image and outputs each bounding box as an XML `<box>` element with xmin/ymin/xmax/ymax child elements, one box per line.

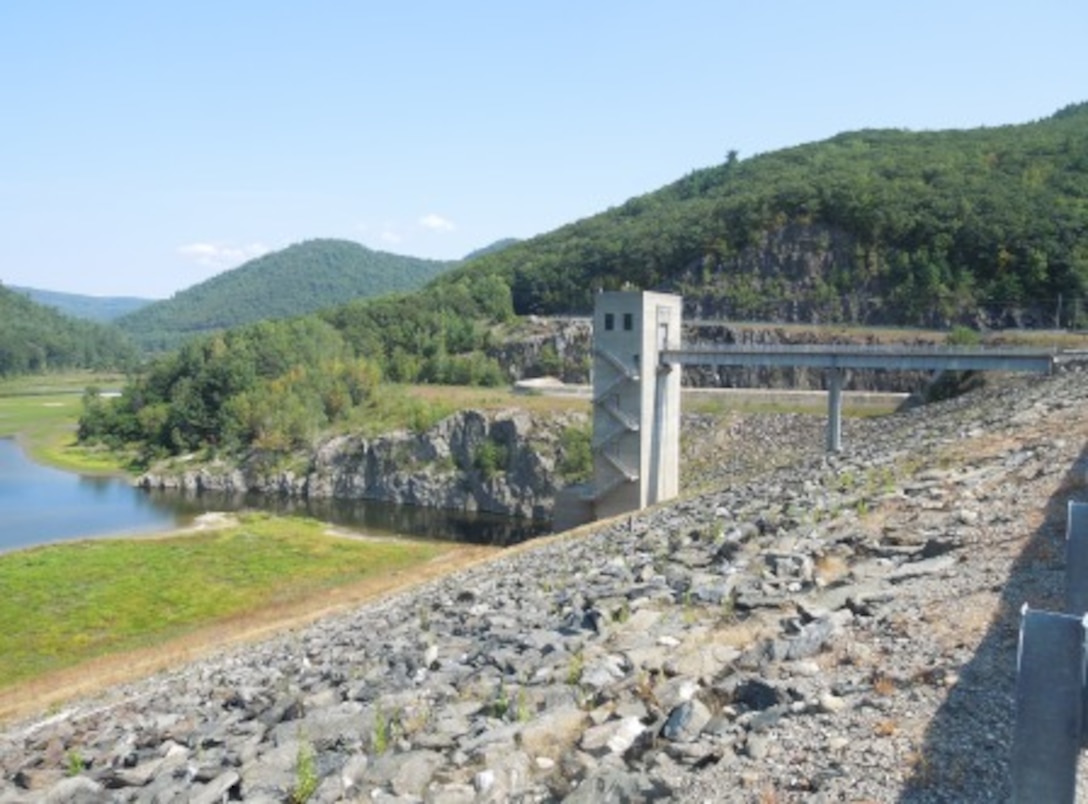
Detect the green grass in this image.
<box><xmin>0</xmin><ymin>372</ymin><xmax>125</xmax><ymax>398</ymax></box>
<box><xmin>683</xmin><ymin>390</ymin><xmax>901</xmax><ymax>418</ymax></box>
<box><xmin>0</xmin><ymin>376</ymin><xmax>466</xmax><ymax>696</ymax></box>
<box><xmin>0</xmin><ymin>372</ymin><xmax>129</xmax><ymax>473</ymax></box>
<box><xmin>400</xmin><ymin>383</ymin><xmax>589</xmax><ymax>415</ymax></box>
<box><xmin>0</xmin><ymin>513</ymin><xmax>447</xmax><ymax>688</ymax></box>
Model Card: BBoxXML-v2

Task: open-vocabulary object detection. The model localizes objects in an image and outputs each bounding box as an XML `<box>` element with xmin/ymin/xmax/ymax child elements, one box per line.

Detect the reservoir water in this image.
<box><xmin>0</xmin><ymin>438</ymin><xmax>548</xmax><ymax>553</ymax></box>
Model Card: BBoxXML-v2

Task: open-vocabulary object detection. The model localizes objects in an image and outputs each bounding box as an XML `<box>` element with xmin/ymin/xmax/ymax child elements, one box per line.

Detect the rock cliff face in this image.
<box><xmin>682</xmin><ymin>222</ymin><xmax>1057</xmax><ymax>329</ymax></box>
<box><xmin>487</xmin><ymin>317</ymin><xmax>593</xmax><ymax>384</ymax></box>
<box><xmin>677</xmin><ymin>323</ymin><xmax>933</xmax><ymax>392</ymax></box>
<box><xmin>138</xmin><ymin>409</ymin><xmax>587</xmax><ymax>521</ymax></box>
<box><xmin>493</xmin><ymin>316</ymin><xmax>933</xmax><ymax>392</ymax></box>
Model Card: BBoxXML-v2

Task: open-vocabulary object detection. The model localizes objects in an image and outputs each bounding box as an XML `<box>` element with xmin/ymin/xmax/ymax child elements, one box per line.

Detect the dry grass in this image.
<box><xmin>401</xmin><ymin>384</ymin><xmax>589</xmax><ymax>415</ymax></box>
<box><xmin>813</xmin><ymin>554</ymin><xmax>851</xmax><ymax>585</ymax></box>
<box><xmin>871</xmin><ymin>674</ymin><xmax>897</xmax><ymax>696</ymax></box>
<box><xmin>984</xmin><ymin>330</ymin><xmax>1088</xmax><ymax>349</ymax></box>
<box><xmin>721</xmin><ymin>321</ymin><xmax>949</xmax><ymax>343</ymax></box>
<box><xmin>721</xmin><ymin>321</ymin><xmax>1088</xmax><ymax>351</ymax></box>
<box><xmin>874</xmin><ymin>719</ymin><xmax>899</xmax><ymax>737</ymax></box>
<box><xmin>709</xmin><ymin>616</ymin><xmax>776</xmax><ymax>650</ymax></box>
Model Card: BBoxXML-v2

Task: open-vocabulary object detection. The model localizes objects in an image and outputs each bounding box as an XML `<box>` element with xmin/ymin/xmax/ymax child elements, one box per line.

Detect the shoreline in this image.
<box><xmin>0</xmin><ymin>545</ymin><xmax>503</xmax><ymax>726</ymax></box>
<box><xmin>2</xmin><ymin>371</ymin><xmax>1082</xmax><ymax>799</ymax></box>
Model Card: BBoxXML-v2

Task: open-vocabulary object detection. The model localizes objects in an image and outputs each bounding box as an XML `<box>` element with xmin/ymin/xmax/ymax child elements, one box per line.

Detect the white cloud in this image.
<box><xmin>178</xmin><ymin>242</ymin><xmax>270</xmax><ymax>268</ymax></box>
<box><xmin>380</xmin><ymin>229</ymin><xmax>403</xmax><ymax>245</ymax></box>
<box><xmin>419</xmin><ymin>213</ymin><xmax>456</xmax><ymax>232</ymax></box>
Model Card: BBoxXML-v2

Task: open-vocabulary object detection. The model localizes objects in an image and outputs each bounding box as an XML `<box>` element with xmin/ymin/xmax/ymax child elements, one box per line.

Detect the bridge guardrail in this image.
<box><xmin>666</xmin><ymin>342</ymin><xmax>1060</xmax><ymax>356</ymax></box>
<box><xmin>1011</xmin><ymin>501</ymin><xmax>1088</xmax><ymax>803</ymax></box>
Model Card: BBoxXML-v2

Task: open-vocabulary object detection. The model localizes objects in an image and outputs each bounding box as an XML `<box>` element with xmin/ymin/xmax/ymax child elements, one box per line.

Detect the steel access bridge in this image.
<box><xmin>660</xmin><ymin>342</ymin><xmax>1058</xmax><ymax>452</ymax></box>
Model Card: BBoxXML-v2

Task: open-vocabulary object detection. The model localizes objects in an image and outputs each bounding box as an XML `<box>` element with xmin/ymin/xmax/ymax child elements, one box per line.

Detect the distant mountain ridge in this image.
<box><xmin>462</xmin><ymin>238</ymin><xmax>520</xmax><ymax>262</ymax></box>
<box><xmin>10</xmin><ymin>286</ymin><xmax>155</xmax><ymax>323</ymax></box>
<box><xmin>432</xmin><ymin>101</ymin><xmax>1088</xmax><ymax>328</ymax></box>
<box><xmin>115</xmin><ymin>238</ymin><xmax>455</xmax><ymax>351</ymax></box>
<box><xmin>0</xmin><ymin>283</ymin><xmax>136</xmax><ymax>375</ymax></box>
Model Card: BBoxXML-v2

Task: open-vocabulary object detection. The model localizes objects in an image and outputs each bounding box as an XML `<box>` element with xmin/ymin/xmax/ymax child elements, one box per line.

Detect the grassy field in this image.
<box><xmin>0</xmin><ymin>372</ymin><xmax>125</xmax><ymax>397</ymax></box>
<box><xmin>0</xmin><ymin>373</ymin><xmax>498</xmax><ymax>719</ymax></box>
<box><xmin>0</xmin><ymin>513</ymin><xmax>476</xmax><ymax>696</ymax></box>
<box><xmin>0</xmin><ymin>372</ymin><xmax>128</xmax><ymax>473</ymax></box>
<box><xmin>682</xmin><ymin>388</ymin><xmax>904</xmax><ymax>418</ymax></box>
<box><xmin>402</xmin><ymin>383</ymin><xmax>589</xmax><ymax>414</ymax></box>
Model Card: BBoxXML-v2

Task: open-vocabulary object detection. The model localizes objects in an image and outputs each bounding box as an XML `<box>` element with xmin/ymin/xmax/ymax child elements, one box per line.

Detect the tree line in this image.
<box><xmin>79</xmin><ymin>276</ymin><xmax>514</xmax><ymax>459</ymax></box>
<box><xmin>433</xmin><ymin>101</ymin><xmax>1088</xmax><ymax>327</ymax></box>
<box><xmin>0</xmin><ymin>284</ymin><xmax>136</xmax><ymax>376</ymax></box>
<box><xmin>77</xmin><ymin>101</ymin><xmax>1088</xmax><ymax>457</ymax></box>
<box><xmin>80</xmin><ymin>318</ymin><xmax>382</xmax><ymax>457</ymax></box>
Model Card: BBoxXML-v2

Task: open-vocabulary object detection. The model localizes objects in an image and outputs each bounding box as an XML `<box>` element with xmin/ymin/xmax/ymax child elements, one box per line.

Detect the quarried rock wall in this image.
<box><xmin>138</xmin><ymin>409</ymin><xmax>587</xmax><ymax>521</ymax></box>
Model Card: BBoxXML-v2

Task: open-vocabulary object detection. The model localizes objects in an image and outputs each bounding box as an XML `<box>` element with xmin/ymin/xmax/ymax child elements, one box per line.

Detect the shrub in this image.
<box><xmin>474</xmin><ymin>439</ymin><xmax>508</xmax><ymax>478</ymax></box>
<box><xmin>557</xmin><ymin>423</ymin><xmax>592</xmax><ymax>483</ymax></box>
<box><xmin>946</xmin><ymin>325</ymin><xmax>981</xmax><ymax>347</ymax></box>
<box><xmin>290</xmin><ymin>740</ymin><xmax>318</xmax><ymax>803</ymax></box>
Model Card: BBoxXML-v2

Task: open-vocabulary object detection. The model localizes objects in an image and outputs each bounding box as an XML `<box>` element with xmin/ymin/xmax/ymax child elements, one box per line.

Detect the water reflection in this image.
<box><xmin>0</xmin><ymin>438</ymin><xmax>550</xmax><ymax>552</ymax></box>
<box><xmin>79</xmin><ymin>474</ymin><xmax>123</xmax><ymax>497</ymax></box>
<box><xmin>144</xmin><ymin>489</ymin><xmax>551</xmax><ymax>546</ymax></box>
<box><xmin>0</xmin><ymin>437</ymin><xmax>181</xmax><ymax>551</ymax></box>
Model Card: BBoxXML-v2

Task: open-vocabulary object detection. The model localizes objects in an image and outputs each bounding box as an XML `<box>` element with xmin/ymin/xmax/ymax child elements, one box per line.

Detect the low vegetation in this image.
<box><xmin>0</xmin><ymin>513</ymin><xmax>451</xmax><ymax>688</ymax></box>
<box><xmin>557</xmin><ymin>422</ymin><xmax>593</xmax><ymax>483</ymax></box>
<box><xmin>0</xmin><ymin>373</ymin><xmax>129</xmax><ymax>472</ymax></box>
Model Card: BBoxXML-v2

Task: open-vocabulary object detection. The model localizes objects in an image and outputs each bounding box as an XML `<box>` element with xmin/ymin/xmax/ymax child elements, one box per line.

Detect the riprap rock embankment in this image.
<box><xmin>5</xmin><ymin>369</ymin><xmax>1088</xmax><ymax>801</ymax></box>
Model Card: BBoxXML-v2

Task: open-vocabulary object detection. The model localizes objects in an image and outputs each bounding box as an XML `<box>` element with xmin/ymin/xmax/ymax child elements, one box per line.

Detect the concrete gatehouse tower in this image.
<box><xmin>590</xmin><ymin>291</ymin><xmax>682</xmax><ymax>519</ymax></box>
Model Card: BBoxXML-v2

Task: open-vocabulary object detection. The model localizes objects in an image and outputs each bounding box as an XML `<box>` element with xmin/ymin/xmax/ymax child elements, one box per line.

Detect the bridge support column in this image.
<box><xmin>827</xmin><ymin>368</ymin><xmax>843</xmax><ymax>453</ymax></box>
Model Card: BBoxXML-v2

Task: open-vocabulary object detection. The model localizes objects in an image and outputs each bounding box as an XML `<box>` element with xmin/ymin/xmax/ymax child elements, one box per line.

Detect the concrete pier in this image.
<box><xmin>827</xmin><ymin>367</ymin><xmax>843</xmax><ymax>453</ymax></box>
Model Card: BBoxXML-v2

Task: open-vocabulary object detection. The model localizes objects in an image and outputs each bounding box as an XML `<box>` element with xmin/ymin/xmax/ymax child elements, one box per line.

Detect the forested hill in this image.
<box><xmin>462</xmin><ymin>238</ymin><xmax>520</xmax><ymax>261</ymax></box>
<box><xmin>115</xmin><ymin>239</ymin><xmax>455</xmax><ymax>351</ymax></box>
<box><xmin>431</xmin><ymin>101</ymin><xmax>1088</xmax><ymax>327</ymax></box>
<box><xmin>10</xmin><ymin>286</ymin><xmax>155</xmax><ymax>322</ymax></box>
<box><xmin>77</xmin><ymin>102</ymin><xmax>1088</xmax><ymax>458</ymax></box>
<box><xmin>0</xmin><ymin>284</ymin><xmax>136</xmax><ymax>376</ymax></box>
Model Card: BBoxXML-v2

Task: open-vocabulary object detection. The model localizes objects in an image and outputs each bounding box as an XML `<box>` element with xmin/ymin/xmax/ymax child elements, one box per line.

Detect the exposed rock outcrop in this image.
<box><xmin>676</xmin><ymin>323</ymin><xmax>934</xmax><ymax>392</ymax></box>
<box><xmin>138</xmin><ymin>409</ymin><xmax>588</xmax><ymax>521</ymax></box>
<box><xmin>488</xmin><ymin>317</ymin><xmax>593</xmax><ymax>384</ymax></box>
<box><xmin>682</xmin><ymin>222</ymin><xmax>1058</xmax><ymax>329</ymax></box>
<box><xmin>491</xmin><ymin>315</ymin><xmax>938</xmax><ymax>392</ymax></box>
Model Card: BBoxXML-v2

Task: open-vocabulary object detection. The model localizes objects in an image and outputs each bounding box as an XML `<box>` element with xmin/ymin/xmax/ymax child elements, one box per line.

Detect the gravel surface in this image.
<box><xmin>3</xmin><ymin>367</ymin><xmax>1088</xmax><ymax>802</ymax></box>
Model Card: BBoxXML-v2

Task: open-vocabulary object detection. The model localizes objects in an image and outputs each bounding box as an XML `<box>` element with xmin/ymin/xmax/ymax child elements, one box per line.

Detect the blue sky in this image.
<box><xmin>1</xmin><ymin>1</ymin><xmax>1085</xmax><ymax>298</ymax></box>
